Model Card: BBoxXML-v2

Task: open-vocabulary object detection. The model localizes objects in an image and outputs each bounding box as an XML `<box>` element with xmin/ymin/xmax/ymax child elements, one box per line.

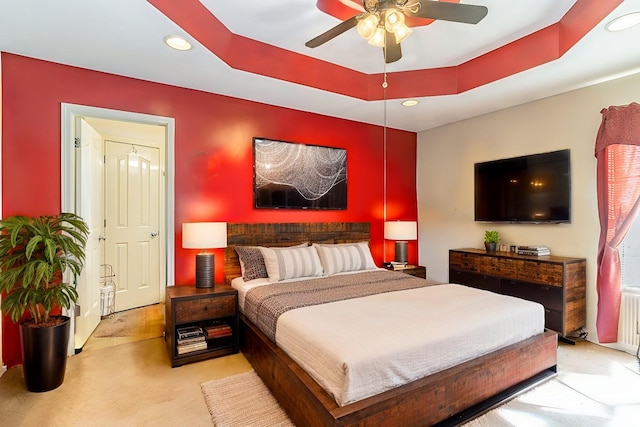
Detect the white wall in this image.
<box><xmin>417</xmin><ymin>71</ymin><xmax>640</xmax><ymax>344</ymax></box>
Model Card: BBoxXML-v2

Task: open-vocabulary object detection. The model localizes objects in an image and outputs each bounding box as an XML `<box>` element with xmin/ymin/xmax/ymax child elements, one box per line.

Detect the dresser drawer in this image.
<box><xmin>482</xmin><ymin>257</ymin><xmax>518</xmax><ymax>280</ymax></box>
<box><xmin>500</xmin><ymin>279</ymin><xmax>563</xmax><ymax>311</ymax></box>
<box><xmin>174</xmin><ymin>294</ymin><xmax>236</xmax><ymax>323</ymax></box>
<box><xmin>449</xmin><ymin>252</ymin><xmax>481</xmax><ymax>273</ymax></box>
<box><xmin>450</xmin><ymin>270</ymin><xmax>500</xmax><ymax>293</ymax></box>
<box><xmin>516</xmin><ymin>260</ymin><xmax>563</xmax><ymax>287</ymax></box>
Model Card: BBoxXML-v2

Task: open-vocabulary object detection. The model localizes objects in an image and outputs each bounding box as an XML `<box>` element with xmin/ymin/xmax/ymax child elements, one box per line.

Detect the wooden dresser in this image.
<box><xmin>449</xmin><ymin>248</ymin><xmax>586</xmax><ymax>338</ymax></box>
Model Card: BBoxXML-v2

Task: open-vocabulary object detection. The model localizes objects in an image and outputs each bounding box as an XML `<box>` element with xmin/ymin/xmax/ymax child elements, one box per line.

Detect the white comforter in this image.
<box><xmin>233</xmin><ymin>276</ymin><xmax>544</xmax><ymax>407</ymax></box>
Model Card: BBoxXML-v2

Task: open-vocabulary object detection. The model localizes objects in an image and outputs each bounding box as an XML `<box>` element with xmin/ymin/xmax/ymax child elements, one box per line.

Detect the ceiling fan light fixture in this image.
<box><xmin>394</xmin><ymin>23</ymin><xmax>412</xmax><ymax>43</ymax></box>
<box><xmin>368</xmin><ymin>26</ymin><xmax>387</xmax><ymax>47</ymax></box>
<box><xmin>357</xmin><ymin>13</ymin><xmax>380</xmax><ymax>40</ymax></box>
<box><xmin>384</xmin><ymin>9</ymin><xmax>405</xmax><ymax>33</ymax></box>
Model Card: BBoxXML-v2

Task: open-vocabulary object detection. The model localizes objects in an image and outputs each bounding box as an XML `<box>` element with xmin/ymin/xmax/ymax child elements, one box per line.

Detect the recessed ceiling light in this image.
<box><xmin>605</xmin><ymin>12</ymin><xmax>640</xmax><ymax>32</ymax></box>
<box><xmin>164</xmin><ymin>35</ymin><xmax>192</xmax><ymax>51</ymax></box>
<box><xmin>401</xmin><ymin>99</ymin><xmax>419</xmax><ymax>107</ymax></box>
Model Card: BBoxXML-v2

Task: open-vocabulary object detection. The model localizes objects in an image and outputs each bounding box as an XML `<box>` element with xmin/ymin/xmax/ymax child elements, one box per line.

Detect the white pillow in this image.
<box><xmin>260</xmin><ymin>245</ymin><xmax>324</xmax><ymax>282</ymax></box>
<box><xmin>313</xmin><ymin>242</ymin><xmax>377</xmax><ymax>276</ymax></box>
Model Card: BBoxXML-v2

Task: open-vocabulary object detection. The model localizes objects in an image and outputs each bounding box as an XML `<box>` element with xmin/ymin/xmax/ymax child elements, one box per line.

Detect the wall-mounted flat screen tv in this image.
<box><xmin>253</xmin><ymin>137</ymin><xmax>347</xmax><ymax>210</ymax></box>
<box><xmin>474</xmin><ymin>149</ymin><xmax>571</xmax><ymax>223</ymax></box>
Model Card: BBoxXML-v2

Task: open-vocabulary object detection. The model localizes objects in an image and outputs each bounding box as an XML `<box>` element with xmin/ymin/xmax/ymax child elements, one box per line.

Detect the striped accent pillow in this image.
<box><xmin>260</xmin><ymin>246</ymin><xmax>324</xmax><ymax>282</ymax></box>
<box><xmin>313</xmin><ymin>242</ymin><xmax>377</xmax><ymax>276</ymax></box>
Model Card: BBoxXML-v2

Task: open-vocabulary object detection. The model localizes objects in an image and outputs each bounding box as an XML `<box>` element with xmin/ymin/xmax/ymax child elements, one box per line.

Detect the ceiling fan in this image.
<box><xmin>305</xmin><ymin>0</ymin><xmax>488</xmax><ymax>64</ymax></box>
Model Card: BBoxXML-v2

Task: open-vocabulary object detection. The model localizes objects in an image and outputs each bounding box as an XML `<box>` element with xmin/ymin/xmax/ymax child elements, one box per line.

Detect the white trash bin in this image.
<box><xmin>100</xmin><ymin>284</ymin><xmax>115</xmax><ymax>317</ymax></box>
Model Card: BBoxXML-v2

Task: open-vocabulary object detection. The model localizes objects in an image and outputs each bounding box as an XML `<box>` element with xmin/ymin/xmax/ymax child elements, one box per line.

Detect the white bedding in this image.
<box><xmin>232</xmin><ymin>276</ymin><xmax>545</xmax><ymax>407</ymax></box>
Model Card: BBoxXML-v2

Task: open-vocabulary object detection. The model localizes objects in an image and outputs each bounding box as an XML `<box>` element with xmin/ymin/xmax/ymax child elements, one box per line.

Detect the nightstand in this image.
<box><xmin>165</xmin><ymin>284</ymin><xmax>239</xmax><ymax>367</ymax></box>
<box><xmin>385</xmin><ymin>265</ymin><xmax>427</xmax><ymax>279</ymax></box>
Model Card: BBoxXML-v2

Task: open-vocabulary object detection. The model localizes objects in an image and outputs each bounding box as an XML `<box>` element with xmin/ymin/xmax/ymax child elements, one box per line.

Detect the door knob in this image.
<box><xmin>150</xmin><ymin>231</ymin><xmax>159</xmax><ymax>237</ymax></box>
<box><xmin>98</xmin><ymin>235</ymin><xmax>106</xmax><ymax>241</ymax></box>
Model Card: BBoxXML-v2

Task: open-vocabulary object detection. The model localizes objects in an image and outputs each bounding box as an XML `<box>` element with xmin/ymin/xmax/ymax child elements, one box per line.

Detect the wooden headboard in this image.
<box><xmin>224</xmin><ymin>222</ymin><xmax>370</xmax><ymax>283</ymax></box>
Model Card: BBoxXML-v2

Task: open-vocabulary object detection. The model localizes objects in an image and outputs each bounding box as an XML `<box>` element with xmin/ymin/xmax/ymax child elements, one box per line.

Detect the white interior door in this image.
<box><xmin>105</xmin><ymin>140</ymin><xmax>161</xmax><ymax>311</ymax></box>
<box><xmin>74</xmin><ymin>119</ymin><xmax>103</xmax><ymax>349</ymax></box>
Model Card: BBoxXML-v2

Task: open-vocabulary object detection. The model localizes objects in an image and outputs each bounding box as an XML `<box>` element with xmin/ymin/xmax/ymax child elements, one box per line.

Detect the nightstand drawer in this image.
<box><xmin>402</xmin><ymin>266</ymin><xmax>426</xmax><ymax>279</ymax></box>
<box><xmin>175</xmin><ymin>295</ymin><xmax>235</xmax><ymax>323</ymax></box>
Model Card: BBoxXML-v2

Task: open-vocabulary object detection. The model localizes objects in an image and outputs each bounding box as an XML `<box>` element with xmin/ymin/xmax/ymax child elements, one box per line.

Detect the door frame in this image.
<box><xmin>61</xmin><ymin>103</ymin><xmax>175</xmax><ymax>354</ymax></box>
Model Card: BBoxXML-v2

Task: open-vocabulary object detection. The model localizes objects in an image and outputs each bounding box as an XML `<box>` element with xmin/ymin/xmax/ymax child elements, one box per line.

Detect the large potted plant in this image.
<box><xmin>0</xmin><ymin>213</ymin><xmax>89</xmax><ymax>392</ymax></box>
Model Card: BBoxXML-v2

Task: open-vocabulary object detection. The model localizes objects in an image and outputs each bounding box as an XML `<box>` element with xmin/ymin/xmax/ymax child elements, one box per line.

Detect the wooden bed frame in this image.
<box><xmin>224</xmin><ymin>223</ymin><xmax>558</xmax><ymax>426</ymax></box>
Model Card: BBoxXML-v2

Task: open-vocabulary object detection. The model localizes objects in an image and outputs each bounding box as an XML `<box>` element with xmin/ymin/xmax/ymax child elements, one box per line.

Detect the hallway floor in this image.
<box><xmin>81</xmin><ymin>303</ymin><xmax>165</xmax><ymax>352</ymax></box>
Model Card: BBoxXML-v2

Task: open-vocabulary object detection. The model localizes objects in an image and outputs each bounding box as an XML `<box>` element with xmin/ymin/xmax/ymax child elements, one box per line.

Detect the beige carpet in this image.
<box><xmin>201</xmin><ymin>369</ymin><xmax>640</xmax><ymax>426</ymax></box>
<box><xmin>201</xmin><ymin>370</ymin><xmax>294</xmax><ymax>427</ymax></box>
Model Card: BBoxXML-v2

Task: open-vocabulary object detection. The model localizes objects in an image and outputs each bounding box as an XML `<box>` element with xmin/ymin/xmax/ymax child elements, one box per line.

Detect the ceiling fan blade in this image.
<box><xmin>384</xmin><ymin>31</ymin><xmax>402</xmax><ymax>64</ymax></box>
<box><xmin>408</xmin><ymin>1</ymin><xmax>488</xmax><ymax>24</ymax></box>
<box><xmin>305</xmin><ymin>16</ymin><xmax>359</xmax><ymax>48</ymax></box>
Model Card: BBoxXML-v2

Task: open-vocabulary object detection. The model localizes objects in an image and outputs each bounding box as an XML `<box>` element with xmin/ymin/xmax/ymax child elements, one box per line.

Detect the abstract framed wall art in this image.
<box><xmin>253</xmin><ymin>137</ymin><xmax>347</xmax><ymax>210</ymax></box>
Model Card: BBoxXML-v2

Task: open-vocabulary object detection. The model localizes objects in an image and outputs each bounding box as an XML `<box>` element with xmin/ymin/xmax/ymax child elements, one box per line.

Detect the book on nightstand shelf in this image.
<box><xmin>177</xmin><ymin>335</ymin><xmax>206</xmax><ymax>345</ymax></box>
<box><xmin>177</xmin><ymin>326</ymin><xmax>203</xmax><ymax>340</ymax></box>
<box><xmin>205</xmin><ymin>323</ymin><xmax>232</xmax><ymax>339</ymax></box>
<box><xmin>176</xmin><ymin>326</ymin><xmax>206</xmax><ymax>354</ymax></box>
<box><xmin>177</xmin><ymin>340</ymin><xmax>208</xmax><ymax>355</ymax></box>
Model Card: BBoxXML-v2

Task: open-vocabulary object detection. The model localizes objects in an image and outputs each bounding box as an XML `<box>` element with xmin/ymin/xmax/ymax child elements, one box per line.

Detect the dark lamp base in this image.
<box><xmin>394</xmin><ymin>241</ymin><xmax>408</xmax><ymax>264</ymax></box>
<box><xmin>195</xmin><ymin>253</ymin><xmax>215</xmax><ymax>288</ymax></box>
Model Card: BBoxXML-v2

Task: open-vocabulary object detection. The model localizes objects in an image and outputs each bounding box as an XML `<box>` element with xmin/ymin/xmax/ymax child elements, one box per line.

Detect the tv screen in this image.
<box><xmin>253</xmin><ymin>137</ymin><xmax>347</xmax><ymax>210</ymax></box>
<box><xmin>474</xmin><ymin>149</ymin><xmax>571</xmax><ymax>223</ymax></box>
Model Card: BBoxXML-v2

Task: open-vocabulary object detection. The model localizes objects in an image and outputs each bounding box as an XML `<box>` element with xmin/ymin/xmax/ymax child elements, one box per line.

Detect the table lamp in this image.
<box><xmin>384</xmin><ymin>221</ymin><xmax>417</xmax><ymax>264</ymax></box>
<box><xmin>182</xmin><ymin>222</ymin><xmax>227</xmax><ymax>288</ymax></box>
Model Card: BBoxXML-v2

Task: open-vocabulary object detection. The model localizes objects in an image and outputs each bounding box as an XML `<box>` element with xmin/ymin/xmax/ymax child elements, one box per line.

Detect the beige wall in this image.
<box><xmin>417</xmin><ymin>70</ymin><xmax>640</xmax><ymax>343</ymax></box>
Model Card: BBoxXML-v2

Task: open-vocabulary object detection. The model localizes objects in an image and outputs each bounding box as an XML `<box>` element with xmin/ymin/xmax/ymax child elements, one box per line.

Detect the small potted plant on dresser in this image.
<box><xmin>0</xmin><ymin>213</ymin><xmax>89</xmax><ymax>392</ymax></box>
<box><xmin>484</xmin><ymin>230</ymin><xmax>499</xmax><ymax>252</ymax></box>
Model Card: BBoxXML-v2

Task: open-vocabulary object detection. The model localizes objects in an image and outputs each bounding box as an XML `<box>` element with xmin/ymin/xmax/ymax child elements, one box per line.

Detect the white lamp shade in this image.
<box><xmin>384</xmin><ymin>221</ymin><xmax>417</xmax><ymax>241</ymax></box>
<box><xmin>182</xmin><ymin>222</ymin><xmax>227</xmax><ymax>249</ymax></box>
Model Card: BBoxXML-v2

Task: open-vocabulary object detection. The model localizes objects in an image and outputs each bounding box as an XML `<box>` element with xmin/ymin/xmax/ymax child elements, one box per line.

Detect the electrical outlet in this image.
<box><xmin>75</xmin><ymin>304</ymin><xmax>81</xmax><ymax>317</ymax></box>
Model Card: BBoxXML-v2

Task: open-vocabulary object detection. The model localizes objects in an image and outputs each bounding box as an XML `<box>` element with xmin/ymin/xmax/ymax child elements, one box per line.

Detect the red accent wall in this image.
<box><xmin>1</xmin><ymin>53</ymin><xmax>417</xmax><ymax>367</ymax></box>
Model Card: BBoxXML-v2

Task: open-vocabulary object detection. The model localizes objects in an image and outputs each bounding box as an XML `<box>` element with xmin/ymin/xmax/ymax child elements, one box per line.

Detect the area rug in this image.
<box><xmin>92</xmin><ymin>310</ymin><xmax>137</xmax><ymax>337</ymax></box>
<box><xmin>201</xmin><ymin>370</ymin><xmax>294</xmax><ymax>427</ymax></box>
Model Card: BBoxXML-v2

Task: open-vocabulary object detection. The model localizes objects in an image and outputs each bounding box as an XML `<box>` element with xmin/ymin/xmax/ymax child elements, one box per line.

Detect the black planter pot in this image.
<box><xmin>484</xmin><ymin>242</ymin><xmax>497</xmax><ymax>252</ymax></box>
<box><xmin>20</xmin><ymin>316</ymin><xmax>71</xmax><ymax>392</ymax></box>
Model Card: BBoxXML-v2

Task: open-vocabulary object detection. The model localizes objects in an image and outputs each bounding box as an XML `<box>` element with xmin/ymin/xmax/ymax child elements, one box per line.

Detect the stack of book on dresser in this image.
<box><xmin>205</xmin><ymin>323</ymin><xmax>232</xmax><ymax>339</ymax></box>
<box><xmin>517</xmin><ymin>245</ymin><xmax>551</xmax><ymax>256</ymax></box>
<box><xmin>176</xmin><ymin>326</ymin><xmax>207</xmax><ymax>355</ymax></box>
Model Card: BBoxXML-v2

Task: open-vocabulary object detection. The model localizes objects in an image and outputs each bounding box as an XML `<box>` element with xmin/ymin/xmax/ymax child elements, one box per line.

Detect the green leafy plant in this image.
<box><xmin>484</xmin><ymin>230</ymin><xmax>500</xmax><ymax>244</ymax></box>
<box><xmin>0</xmin><ymin>213</ymin><xmax>89</xmax><ymax>326</ymax></box>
